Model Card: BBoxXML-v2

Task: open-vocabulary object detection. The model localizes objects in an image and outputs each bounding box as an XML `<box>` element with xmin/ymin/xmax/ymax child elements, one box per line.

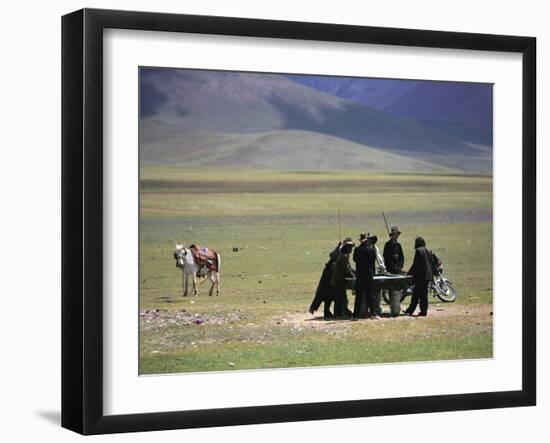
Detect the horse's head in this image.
<box><xmin>174</xmin><ymin>244</ymin><xmax>187</xmax><ymax>269</ymax></box>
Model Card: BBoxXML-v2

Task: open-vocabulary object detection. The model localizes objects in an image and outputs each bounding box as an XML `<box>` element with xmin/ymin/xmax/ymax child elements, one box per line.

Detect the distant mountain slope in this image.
<box><xmin>140</xmin><ymin>68</ymin><xmax>492</xmax><ymax>173</ymax></box>
<box><xmin>141</xmin><ymin>129</ymin><xmax>456</xmax><ymax>172</ymax></box>
<box><xmin>287</xmin><ymin>75</ymin><xmax>418</xmax><ymax>111</ymax></box>
<box><xmin>385</xmin><ymin>82</ymin><xmax>493</xmax><ymax>134</ymax></box>
<box><xmin>288</xmin><ymin>75</ymin><xmax>493</xmax><ymax>134</ymax></box>
<box><xmin>140</xmin><ymin>69</ymin><xmax>346</xmax><ymax>136</ymax></box>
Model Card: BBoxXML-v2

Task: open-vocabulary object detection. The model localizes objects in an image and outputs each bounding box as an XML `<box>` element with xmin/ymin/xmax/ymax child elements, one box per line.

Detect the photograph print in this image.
<box><xmin>139</xmin><ymin>67</ymin><xmax>493</xmax><ymax>375</ymax></box>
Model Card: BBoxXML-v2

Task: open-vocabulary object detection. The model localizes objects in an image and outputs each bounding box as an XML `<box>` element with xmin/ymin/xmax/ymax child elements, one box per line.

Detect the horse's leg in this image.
<box><xmin>208</xmin><ymin>272</ymin><xmax>215</xmax><ymax>296</ymax></box>
<box><xmin>192</xmin><ymin>272</ymin><xmax>198</xmax><ymax>296</ymax></box>
<box><xmin>215</xmin><ymin>254</ymin><xmax>221</xmax><ymax>296</ymax></box>
<box><xmin>183</xmin><ymin>271</ymin><xmax>188</xmax><ymax>297</ymax></box>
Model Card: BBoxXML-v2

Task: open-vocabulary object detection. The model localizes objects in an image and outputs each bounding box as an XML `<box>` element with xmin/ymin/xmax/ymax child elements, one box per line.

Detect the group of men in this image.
<box><xmin>308</xmin><ymin>226</ymin><xmax>434</xmax><ymax>320</ymax></box>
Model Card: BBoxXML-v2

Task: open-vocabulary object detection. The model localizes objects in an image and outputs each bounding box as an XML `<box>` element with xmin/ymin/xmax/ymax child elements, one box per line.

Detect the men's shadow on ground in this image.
<box><xmin>36</xmin><ymin>410</ymin><xmax>60</xmax><ymax>426</ymax></box>
<box><xmin>304</xmin><ymin>316</ymin><xmax>329</xmax><ymax>322</ymax></box>
<box><xmin>304</xmin><ymin>316</ymin><xmax>355</xmax><ymax>322</ymax></box>
<box><xmin>304</xmin><ymin>313</ymin><xmax>405</xmax><ymax>322</ymax></box>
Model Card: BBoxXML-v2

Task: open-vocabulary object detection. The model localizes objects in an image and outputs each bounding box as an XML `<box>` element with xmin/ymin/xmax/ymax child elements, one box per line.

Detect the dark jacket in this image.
<box><xmin>330</xmin><ymin>253</ymin><xmax>354</xmax><ymax>289</ymax></box>
<box><xmin>408</xmin><ymin>246</ymin><xmax>434</xmax><ymax>283</ymax></box>
<box><xmin>328</xmin><ymin>244</ymin><xmax>341</xmax><ymax>262</ymax></box>
<box><xmin>383</xmin><ymin>238</ymin><xmax>404</xmax><ymax>274</ymax></box>
<box><xmin>309</xmin><ymin>243</ymin><xmax>342</xmax><ymax>311</ymax></box>
<box><xmin>353</xmin><ymin>242</ymin><xmax>376</xmax><ymax>281</ymax></box>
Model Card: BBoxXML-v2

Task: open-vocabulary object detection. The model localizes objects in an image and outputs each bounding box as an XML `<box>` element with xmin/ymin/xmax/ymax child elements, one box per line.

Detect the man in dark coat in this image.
<box><xmin>352</xmin><ymin>233</ymin><xmax>377</xmax><ymax>320</ymax></box>
<box><xmin>383</xmin><ymin>226</ymin><xmax>404</xmax><ymax>273</ymax></box>
<box><xmin>330</xmin><ymin>242</ymin><xmax>355</xmax><ymax>318</ymax></box>
<box><xmin>309</xmin><ymin>237</ymin><xmax>354</xmax><ymax>318</ymax></box>
<box><xmin>383</xmin><ymin>226</ymin><xmax>405</xmax><ymax>317</ymax></box>
<box><xmin>404</xmin><ymin>236</ymin><xmax>434</xmax><ymax>316</ymax></box>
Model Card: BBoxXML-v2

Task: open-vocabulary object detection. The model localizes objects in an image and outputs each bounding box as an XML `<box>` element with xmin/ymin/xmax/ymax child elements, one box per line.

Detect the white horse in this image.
<box><xmin>173</xmin><ymin>244</ymin><xmax>221</xmax><ymax>296</ymax></box>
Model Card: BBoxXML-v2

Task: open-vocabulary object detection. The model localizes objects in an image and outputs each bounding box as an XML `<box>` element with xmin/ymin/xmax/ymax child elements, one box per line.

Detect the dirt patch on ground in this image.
<box><xmin>142</xmin><ymin>304</ymin><xmax>492</xmax><ymax>335</ymax></box>
<box><xmin>271</xmin><ymin>311</ymin><xmax>354</xmax><ymax>333</ymax></box>
<box><xmin>277</xmin><ymin>303</ymin><xmax>492</xmax><ymax>330</ymax></box>
<box><xmin>140</xmin><ymin>308</ymin><xmax>247</xmax><ymax>331</ymax></box>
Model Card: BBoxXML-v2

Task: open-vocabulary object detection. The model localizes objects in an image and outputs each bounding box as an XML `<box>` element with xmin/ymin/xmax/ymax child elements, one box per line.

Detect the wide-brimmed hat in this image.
<box><xmin>342</xmin><ymin>237</ymin><xmax>354</xmax><ymax>245</ymax></box>
<box><xmin>390</xmin><ymin>226</ymin><xmax>401</xmax><ymax>235</ymax></box>
<box><xmin>367</xmin><ymin>232</ymin><xmax>378</xmax><ymax>244</ymax></box>
<box><xmin>358</xmin><ymin>233</ymin><xmax>369</xmax><ymax>243</ymax></box>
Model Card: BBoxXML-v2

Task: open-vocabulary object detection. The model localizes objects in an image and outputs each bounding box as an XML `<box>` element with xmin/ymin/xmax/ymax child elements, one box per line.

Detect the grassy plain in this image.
<box><xmin>139</xmin><ymin>167</ymin><xmax>493</xmax><ymax>374</ymax></box>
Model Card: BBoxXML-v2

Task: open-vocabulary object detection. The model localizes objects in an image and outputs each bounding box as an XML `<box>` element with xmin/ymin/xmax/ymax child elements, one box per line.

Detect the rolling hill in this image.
<box><xmin>140</xmin><ymin>68</ymin><xmax>493</xmax><ymax>173</ymax></box>
<box><xmin>140</xmin><ymin>129</ymin><xmax>455</xmax><ymax>172</ymax></box>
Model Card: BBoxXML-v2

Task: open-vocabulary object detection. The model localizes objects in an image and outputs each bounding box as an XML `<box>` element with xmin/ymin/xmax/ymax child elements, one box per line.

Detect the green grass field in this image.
<box><xmin>139</xmin><ymin>167</ymin><xmax>493</xmax><ymax>374</ymax></box>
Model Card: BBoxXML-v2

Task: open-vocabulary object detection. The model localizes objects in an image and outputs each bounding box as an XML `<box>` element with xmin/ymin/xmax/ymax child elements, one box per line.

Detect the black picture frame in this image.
<box><xmin>61</xmin><ymin>8</ymin><xmax>536</xmax><ymax>435</ymax></box>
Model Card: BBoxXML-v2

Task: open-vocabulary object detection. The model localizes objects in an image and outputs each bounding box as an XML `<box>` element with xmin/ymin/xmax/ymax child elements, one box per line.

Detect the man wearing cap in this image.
<box><xmin>352</xmin><ymin>233</ymin><xmax>378</xmax><ymax>320</ymax></box>
<box><xmin>309</xmin><ymin>237</ymin><xmax>354</xmax><ymax>318</ymax></box>
<box><xmin>383</xmin><ymin>226</ymin><xmax>405</xmax><ymax>317</ymax></box>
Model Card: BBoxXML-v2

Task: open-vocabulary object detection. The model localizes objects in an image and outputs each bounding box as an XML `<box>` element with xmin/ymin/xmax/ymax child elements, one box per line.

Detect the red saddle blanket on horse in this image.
<box><xmin>189</xmin><ymin>245</ymin><xmax>219</xmax><ymax>271</ymax></box>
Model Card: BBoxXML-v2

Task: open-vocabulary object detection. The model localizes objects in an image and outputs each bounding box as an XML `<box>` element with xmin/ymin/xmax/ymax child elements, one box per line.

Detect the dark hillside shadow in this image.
<box><xmin>268</xmin><ymin>95</ymin><xmax>483</xmax><ymax>156</ymax></box>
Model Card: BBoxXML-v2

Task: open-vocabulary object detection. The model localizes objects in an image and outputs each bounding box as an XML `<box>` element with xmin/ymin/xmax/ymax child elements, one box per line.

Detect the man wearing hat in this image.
<box><xmin>330</xmin><ymin>237</ymin><xmax>354</xmax><ymax>262</ymax></box>
<box><xmin>352</xmin><ymin>233</ymin><xmax>378</xmax><ymax>320</ymax></box>
<box><xmin>309</xmin><ymin>237</ymin><xmax>354</xmax><ymax>318</ymax></box>
<box><xmin>383</xmin><ymin>226</ymin><xmax>405</xmax><ymax>317</ymax></box>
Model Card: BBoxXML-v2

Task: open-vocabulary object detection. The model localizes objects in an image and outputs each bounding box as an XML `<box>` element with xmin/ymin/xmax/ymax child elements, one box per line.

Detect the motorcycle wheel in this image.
<box><xmin>433</xmin><ymin>277</ymin><xmax>457</xmax><ymax>302</ymax></box>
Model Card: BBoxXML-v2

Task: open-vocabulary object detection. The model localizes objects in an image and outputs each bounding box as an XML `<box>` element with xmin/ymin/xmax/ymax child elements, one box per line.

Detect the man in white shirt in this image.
<box><xmin>367</xmin><ymin>233</ymin><xmax>386</xmax><ymax>316</ymax></box>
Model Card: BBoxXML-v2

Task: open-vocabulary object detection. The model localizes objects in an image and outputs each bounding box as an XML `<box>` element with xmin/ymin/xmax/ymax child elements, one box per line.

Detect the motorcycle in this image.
<box><xmin>428</xmin><ymin>267</ymin><xmax>458</xmax><ymax>302</ymax></box>
<box><xmin>382</xmin><ymin>263</ymin><xmax>457</xmax><ymax>304</ymax></box>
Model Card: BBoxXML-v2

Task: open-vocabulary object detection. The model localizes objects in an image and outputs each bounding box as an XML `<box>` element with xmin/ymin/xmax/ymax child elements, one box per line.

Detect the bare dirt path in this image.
<box><xmin>275</xmin><ymin>303</ymin><xmax>493</xmax><ymax>333</ymax></box>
